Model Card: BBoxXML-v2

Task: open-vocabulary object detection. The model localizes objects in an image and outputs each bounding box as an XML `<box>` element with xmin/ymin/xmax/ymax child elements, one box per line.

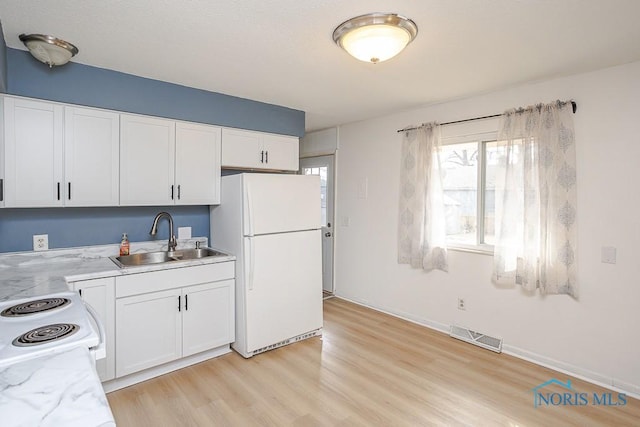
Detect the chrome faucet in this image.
<box><xmin>149</xmin><ymin>212</ymin><xmax>177</xmax><ymax>252</ymax></box>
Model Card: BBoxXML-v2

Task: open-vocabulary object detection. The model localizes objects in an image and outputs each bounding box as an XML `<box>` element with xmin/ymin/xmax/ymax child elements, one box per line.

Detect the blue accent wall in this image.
<box><xmin>1</xmin><ymin>48</ymin><xmax>304</xmax><ymax>253</ymax></box>
<box><xmin>6</xmin><ymin>48</ymin><xmax>304</xmax><ymax>136</ymax></box>
<box><xmin>0</xmin><ymin>24</ymin><xmax>7</xmax><ymax>93</ymax></box>
<box><xmin>0</xmin><ymin>206</ymin><xmax>209</xmax><ymax>253</ymax></box>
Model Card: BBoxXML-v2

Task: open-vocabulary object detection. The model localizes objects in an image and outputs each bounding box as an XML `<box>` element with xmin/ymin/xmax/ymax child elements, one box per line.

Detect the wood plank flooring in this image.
<box><xmin>108</xmin><ymin>298</ymin><xmax>640</xmax><ymax>426</ymax></box>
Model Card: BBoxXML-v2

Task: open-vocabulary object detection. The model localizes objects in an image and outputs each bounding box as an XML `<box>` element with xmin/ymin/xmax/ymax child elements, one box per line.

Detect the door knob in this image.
<box><xmin>325</xmin><ymin>232</ymin><xmax>332</xmax><ymax>237</ymax></box>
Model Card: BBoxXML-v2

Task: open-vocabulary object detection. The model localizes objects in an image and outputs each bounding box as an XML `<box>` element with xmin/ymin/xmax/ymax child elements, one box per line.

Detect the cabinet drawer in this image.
<box><xmin>116</xmin><ymin>261</ymin><xmax>234</xmax><ymax>298</ymax></box>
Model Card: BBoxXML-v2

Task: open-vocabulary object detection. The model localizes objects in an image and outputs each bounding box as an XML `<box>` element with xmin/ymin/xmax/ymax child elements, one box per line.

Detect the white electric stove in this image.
<box><xmin>0</xmin><ymin>291</ymin><xmax>105</xmax><ymax>367</ymax></box>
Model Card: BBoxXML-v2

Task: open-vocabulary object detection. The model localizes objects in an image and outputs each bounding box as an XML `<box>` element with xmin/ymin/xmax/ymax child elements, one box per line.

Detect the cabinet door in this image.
<box><xmin>71</xmin><ymin>277</ymin><xmax>116</xmax><ymax>382</ymax></box>
<box><xmin>175</xmin><ymin>122</ymin><xmax>221</xmax><ymax>205</ymax></box>
<box><xmin>182</xmin><ymin>280</ymin><xmax>234</xmax><ymax>357</ymax></box>
<box><xmin>116</xmin><ymin>288</ymin><xmax>182</xmax><ymax>377</ymax></box>
<box><xmin>120</xmin><ymin>114</ymin><xmax>176</xmax><ymax>206</ymax></box>
<box><xmin>221</xmin><ymin>128</ymin><xmax>262</xmax><ymax>169</ymax></box>
<box><xmin>262</xmin><ymin>134</ymin><xmax>299</xmax><ymax>171</ymax></box>
<box><xmin>64</xmin><ymin>107</ymin><xmax>120</xmax><ymax>206</ymax></box>
<box><xmin>3</xmin><ymin>97</ymin><xmax>64</xmax><ymax>207</ymax></box>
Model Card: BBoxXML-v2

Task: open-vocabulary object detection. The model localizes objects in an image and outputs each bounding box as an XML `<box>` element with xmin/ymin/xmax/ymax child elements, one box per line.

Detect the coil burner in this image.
<box><xmin>12</xmin><ymin>323</ymin><xmax>79</xmax><ymax>347</ymax></box>
<box><xmin>1</xmin><ymin>298</ymin><xmax>71</xmax><ymax>317</ymax></box>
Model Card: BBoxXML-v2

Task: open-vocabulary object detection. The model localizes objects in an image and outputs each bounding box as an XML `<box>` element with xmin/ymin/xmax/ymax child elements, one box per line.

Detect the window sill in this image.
<box><xmin>447</xmin><ymin>244</ymin><xmax>494</xmax><ymax>256</ymax></box>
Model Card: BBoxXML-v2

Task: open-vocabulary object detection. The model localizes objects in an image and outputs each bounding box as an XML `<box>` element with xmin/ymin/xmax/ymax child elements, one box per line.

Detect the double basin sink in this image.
<box><xmin>110</xmin><ymin>248</ymin><xmax>227</xmax><ymax>268</ymax></box>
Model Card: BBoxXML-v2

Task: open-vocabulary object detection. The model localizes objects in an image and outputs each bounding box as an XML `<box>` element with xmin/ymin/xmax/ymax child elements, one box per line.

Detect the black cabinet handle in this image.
<box><xmin>177</xmin><ymin>185</ymin><xmax>181</xmax><ymax>200</ymax></box>
<box><xmin>178</xmin><ymin>295</ymin><xmax>181</xmax><ymax>312</ymax></box>
<box><xmin>171</xmin><ymin>185</ymin><xmax>174</xmax><ymax>200</ymax></box>
<box><xmin>185</xmin><ymin>294</ymin><xmax>188</xmax><ymax>311</ymax></box>
<box><xmin>0</xmin><ymin>178</ymin><xmax>3</xmax><ymax>202</ymax></box>
<box><xmin>68</xmin><ymin>182</ymin><xmax>71</xmax><ymax>200</ymax></box>
<box><xmin>260</xmin><ymin>150</ymin><xmax>264</xmax><ymax>163</ymax></box>
<box><xmin>265</xmin><ymin>151</ymin><xmax>268</xmax><ymax>163</ymax></box>
<box><xmin>57</xmin><ymin>182</ymin><xmax>61</xmax><ymax>200</ymax></box>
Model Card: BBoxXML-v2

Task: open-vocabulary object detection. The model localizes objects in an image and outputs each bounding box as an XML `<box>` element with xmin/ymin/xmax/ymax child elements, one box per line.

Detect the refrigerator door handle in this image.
<box><xmin>247</xmin><ymin>237</ymin><xmax>255</xmax><ymax>290</ymax></box>
<box><xmin>245</xmin><ymin>180</ymin><xmax>255</xmax><ymax>236</ymax></box>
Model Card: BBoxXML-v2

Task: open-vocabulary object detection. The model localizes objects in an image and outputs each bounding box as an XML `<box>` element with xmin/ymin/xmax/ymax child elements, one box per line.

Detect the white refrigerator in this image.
<box><xmin>210</xmin><ymin>173</ymin><xmax>323</xmax><ymax>358</ymax></box>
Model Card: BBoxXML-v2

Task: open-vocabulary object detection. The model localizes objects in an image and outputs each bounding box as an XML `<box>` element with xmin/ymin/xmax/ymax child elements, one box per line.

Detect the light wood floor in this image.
<box><xmin>108</xmin><ymin>298</ymin><xmax>640</xmax><ymax>426</ymax></box>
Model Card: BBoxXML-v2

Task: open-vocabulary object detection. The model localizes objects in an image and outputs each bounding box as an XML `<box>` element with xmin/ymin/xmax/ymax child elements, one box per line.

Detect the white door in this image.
<box><xmin>244</xmin><ymin>230</ymin><xmax>323</xmax><ymax>353</ymax></box>
<box><xmin>73</xmin><ymin>277</ymin><xmax>116</xmax><ymax>382</ymax></box>
<box><xmin>221</xmin><ymin>128</ymin><xmax>262</xmax><ymax>169</ymax></box>
<box><xmin>115</xmin><ymin>288</ymin><xmax>182</xmax><ymax>377</ymax></box>
<box><xmin>261</xmin><ymin>134</ymin><xmax>299</xmax><ymax>171</ymax></box>
<box><xmin>64</xmin><ymin>107</ymin><xmax>120</xmax><ymax>206</ymax></box>
<box><xmin>4</xmin><ymin>98</ymin><xmax>64</xmax><ymax>207</ymax></box>
<box><xmin>300</xmin><ymin>155</ymin><xmax>335</xmax><ymax>294</ymax></box>
<box><xmin>243</xmin><ymin>174</ymin><xmax>321</xmax><ymax>235</ymax></box>
<box><xmin>120</xmin><ymin>114</ymin><xmax>176</xmax><ymax>206</ymax></box>
<box><xmin>182</xmin><ymin>280</ymin><xmax>234</xmax><ymax>357</ymax></box>
<box><xmin>175</xmin><ymin>122</ymin><xmax>222</xmax><ymax>205</ymax></box>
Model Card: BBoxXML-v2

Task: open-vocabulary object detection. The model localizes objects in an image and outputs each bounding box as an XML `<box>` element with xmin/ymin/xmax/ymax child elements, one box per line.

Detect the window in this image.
<box><xmin>439</xmin><ymin>131</ymin><xmax>505</xmax><ymax>251</ymax></box>
<box><xmin>303</xmin><ymin>166</ymin><xmax>328</xmax><ymax>226</ymax></box>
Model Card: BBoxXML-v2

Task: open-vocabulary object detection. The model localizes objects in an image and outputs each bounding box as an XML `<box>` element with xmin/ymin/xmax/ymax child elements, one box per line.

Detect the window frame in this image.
<box><xmin>440</xmin><ymin>129</ymin><xmax>498</xmax><ymax>255</ymax></box>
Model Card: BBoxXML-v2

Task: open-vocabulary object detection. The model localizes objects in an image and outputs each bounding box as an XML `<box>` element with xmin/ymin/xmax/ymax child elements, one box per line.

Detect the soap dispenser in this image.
<box><xmin>120</xmin><ymin>233</ymin><xmax>130</xmax><ymax>256</ymax></box>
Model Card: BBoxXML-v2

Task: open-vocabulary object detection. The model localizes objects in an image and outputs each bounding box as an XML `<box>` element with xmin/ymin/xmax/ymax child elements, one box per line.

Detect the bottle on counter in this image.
<box><xmin>120</xmin><ymin>233</ymin><xmax>130</xmax><ymax>256</ymax></box>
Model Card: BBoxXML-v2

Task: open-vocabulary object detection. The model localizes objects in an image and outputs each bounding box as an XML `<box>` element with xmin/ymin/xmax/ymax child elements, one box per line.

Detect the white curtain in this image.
<box><xmin>398</xmin><ymin>123</ymin><xmax>448</xmax><ymax>272</ymax></box>
<box><xmin>493</xmin><ymin>101</ymin><xmax>578</xmax><ymax>297</ymax></box>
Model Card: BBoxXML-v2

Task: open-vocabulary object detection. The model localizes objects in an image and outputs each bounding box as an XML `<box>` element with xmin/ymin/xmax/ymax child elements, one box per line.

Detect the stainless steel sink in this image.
<box><xmin>110</xmin><ymin>248</ymin><xmax>226</xmax><ymax>268</ymax></box>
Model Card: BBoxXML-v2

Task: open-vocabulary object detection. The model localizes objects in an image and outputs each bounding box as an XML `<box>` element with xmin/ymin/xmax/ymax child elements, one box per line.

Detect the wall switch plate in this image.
<box><xmin>178</xmin><ymin>226</ymin><xmax>192</xmax><ymax>240</ymax></box>
<box><xmin>33</xmin><ymin>234</ymin><xmax>49</xmax><ymax>251</ymax></box>
<box><xmin>601</xmin><ymin>246</ymin><xmax>617</xmax><ymax>264</ymax></box>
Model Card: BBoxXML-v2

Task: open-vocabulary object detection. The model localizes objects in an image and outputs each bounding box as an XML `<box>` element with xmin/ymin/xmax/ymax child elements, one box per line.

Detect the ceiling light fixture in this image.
<box><xmin>333</xmin><ymin>13</ymin><xmax>417</xmax><ymax>64</ymax></box>
<box><xmin>19</xmin><ymin>34</ymin><xmax>79</xmax><ymax>68</ymax></box>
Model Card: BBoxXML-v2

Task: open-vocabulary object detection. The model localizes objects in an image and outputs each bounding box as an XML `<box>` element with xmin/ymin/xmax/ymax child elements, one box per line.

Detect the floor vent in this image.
<box><xmin>450</xmin><ymin>325</ymin><xmax>503</xmax><ymax>353</ymax></box>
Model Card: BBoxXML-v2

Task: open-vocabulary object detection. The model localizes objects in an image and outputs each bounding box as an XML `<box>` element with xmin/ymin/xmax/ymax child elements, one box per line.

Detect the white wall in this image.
<box><xmin>334</xmin><ymin>61</ymin><xmax>640</xmax><ymax>396</ymax></box>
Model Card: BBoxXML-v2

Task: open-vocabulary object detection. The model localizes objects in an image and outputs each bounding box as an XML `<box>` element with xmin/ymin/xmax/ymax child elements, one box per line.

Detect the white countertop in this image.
<box><xmin>0</xmin><ymin>346</ymin><xmax>115</xmax><ymax>427</ymax></box>
<box><xmin>0</xmin><ymin>237</ymin><xmax>235</xmax><ymax>302</ymax></box>
<box><xmin>0</xmin><ymin>238</ymin><xmax>235</xmax><ymax>427</ymax></box>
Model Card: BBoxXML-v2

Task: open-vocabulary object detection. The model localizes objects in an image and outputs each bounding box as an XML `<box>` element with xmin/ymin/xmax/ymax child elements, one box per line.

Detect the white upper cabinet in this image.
<box><xmin>120</xmin><ymin>114</ymin><xmax>176</xmax><ymax>206</ymax></box>
<box><xmin>120</xmin><ymin>114</ymin><xmax>221</xmax><ymax>206</ymax></box>
<box><xmin>64</xmin><ymin>107</ymin><xmax>120</xmax><ymax>206</ymax></box>
<box><xmin>175</xmin><ymin>122</ymin><xmax>221</xmax><ymax>205</ymax></box>
<box><xmin>3</xmin><ymin>98</ymin><xmax>120</xmax><ymax>208</ymax></box>
<box><xmin>221</xmin><ymin>128</ymin><xmax>299</xmax><ymax>171</ymax></box>
<box><xmin>3</xmin><ymin>97</ymin><xmax>64</xmax><ymax>207</ymax></box>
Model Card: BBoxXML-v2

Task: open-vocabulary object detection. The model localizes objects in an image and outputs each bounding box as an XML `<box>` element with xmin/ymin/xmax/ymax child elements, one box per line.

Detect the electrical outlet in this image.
<box><xmin>457</xmin><ymin>298</ymin><xmax>466</xmax><ymax>311</ymax></box>
<box><xmin>33</xmin><ymin>234</ymin><xmax>49</xmax><ymax>251</ymax></box>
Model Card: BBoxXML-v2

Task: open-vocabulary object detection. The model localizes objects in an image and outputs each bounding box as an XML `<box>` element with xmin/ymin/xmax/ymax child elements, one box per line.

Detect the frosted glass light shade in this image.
<box><xmin>333</xmin><ymin>13</ymin><xmax>417</xmax><ymax>64</ymax></box>
<box><xmin>19</xmin><ymin>34</ymin><xmax>79</xmax><ymax>68</ymax></box>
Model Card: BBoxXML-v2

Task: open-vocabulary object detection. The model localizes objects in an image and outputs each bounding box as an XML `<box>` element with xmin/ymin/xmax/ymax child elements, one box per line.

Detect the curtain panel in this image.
<box><xmin>492</xmin><ymin>101</ymin><xmax>578</xmax><ymax>297</ymax></box>
<box><xmin>398</xmin><ymin>123</ymin><xmax>448</xmax><ymax>272</ymax></box>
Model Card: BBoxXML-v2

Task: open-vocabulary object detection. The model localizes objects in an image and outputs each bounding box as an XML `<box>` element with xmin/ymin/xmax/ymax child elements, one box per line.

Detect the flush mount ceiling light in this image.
<box><xmin>19</xmin><ymin>34</ymin><xmax>79</xmax><ymax>68</ymax></box>
<box><xmin>333</xmin><ymin>13</ymin><xmax>418</xmax><ymax>64</ymax></box>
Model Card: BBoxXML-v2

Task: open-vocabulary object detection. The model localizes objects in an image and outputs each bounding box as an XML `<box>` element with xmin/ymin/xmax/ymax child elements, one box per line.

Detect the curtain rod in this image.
<box><xmin>396</xmin><ymin>100</ymin><xmax>577</xmax><ymax>133</ymax></box>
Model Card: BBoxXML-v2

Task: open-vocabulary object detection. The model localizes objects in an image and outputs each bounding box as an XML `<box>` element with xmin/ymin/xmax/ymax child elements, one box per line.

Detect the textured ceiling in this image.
<box><xmin>1</xmin><ymin>0</ymin><xmax>640</xmax><ymax>131</ymax></box>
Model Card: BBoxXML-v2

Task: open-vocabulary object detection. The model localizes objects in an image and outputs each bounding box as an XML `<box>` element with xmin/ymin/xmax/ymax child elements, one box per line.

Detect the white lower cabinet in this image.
<box><xmin>68</xmin><ymin>277</ymin><xmax>116</xmax><ymax>382</ymax></box>
<box><xmin>115</xmin><ymin>262</ymin><xmax>235</xmax><ymax>378</ymax></box>
<box><xmin>182</xmin><ymin>281</ymin><xmax>233</xmax><ymax>357</ymax></box>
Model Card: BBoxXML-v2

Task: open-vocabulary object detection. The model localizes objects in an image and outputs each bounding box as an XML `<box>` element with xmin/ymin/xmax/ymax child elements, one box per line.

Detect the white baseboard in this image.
<box><xmin>332</xmin><ymin>295</ymin><xmax>640</xmax><ymax>400</ymax></box>
<box><xmin>103</xmin><ymin>345</ymin><xmax>231</xmax><ymax>393</ymax></box>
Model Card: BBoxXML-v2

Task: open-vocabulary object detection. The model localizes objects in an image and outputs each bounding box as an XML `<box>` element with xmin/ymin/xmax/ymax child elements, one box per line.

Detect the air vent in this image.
<box><xmin>251</xmin><ymin>329</ymin><xmax>322</xmax><ymax>356</ymax></box>
<box><xmin>450</xmin><ymin>325</ymin><xmax>502</xmax><ymax>353</ymax></box>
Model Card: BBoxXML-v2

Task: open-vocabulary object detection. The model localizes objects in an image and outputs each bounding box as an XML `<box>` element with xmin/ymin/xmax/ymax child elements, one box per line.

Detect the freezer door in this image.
<box><xmin>244</xmin><ymin>229</ymin><xmax>323</xmax><ymax>353</ymax></box>
<box><xmin>243</xmin><ymin>174</ymin><xmax>321</xmax><ymax>236</ymax></box>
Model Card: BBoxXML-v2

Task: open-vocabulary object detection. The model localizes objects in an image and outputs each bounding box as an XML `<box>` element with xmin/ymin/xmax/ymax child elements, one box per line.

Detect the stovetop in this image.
<box><xmin>0</xmin><ymin>291</ymin><xmax>100</xmax><ymax>367</ymax></box>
